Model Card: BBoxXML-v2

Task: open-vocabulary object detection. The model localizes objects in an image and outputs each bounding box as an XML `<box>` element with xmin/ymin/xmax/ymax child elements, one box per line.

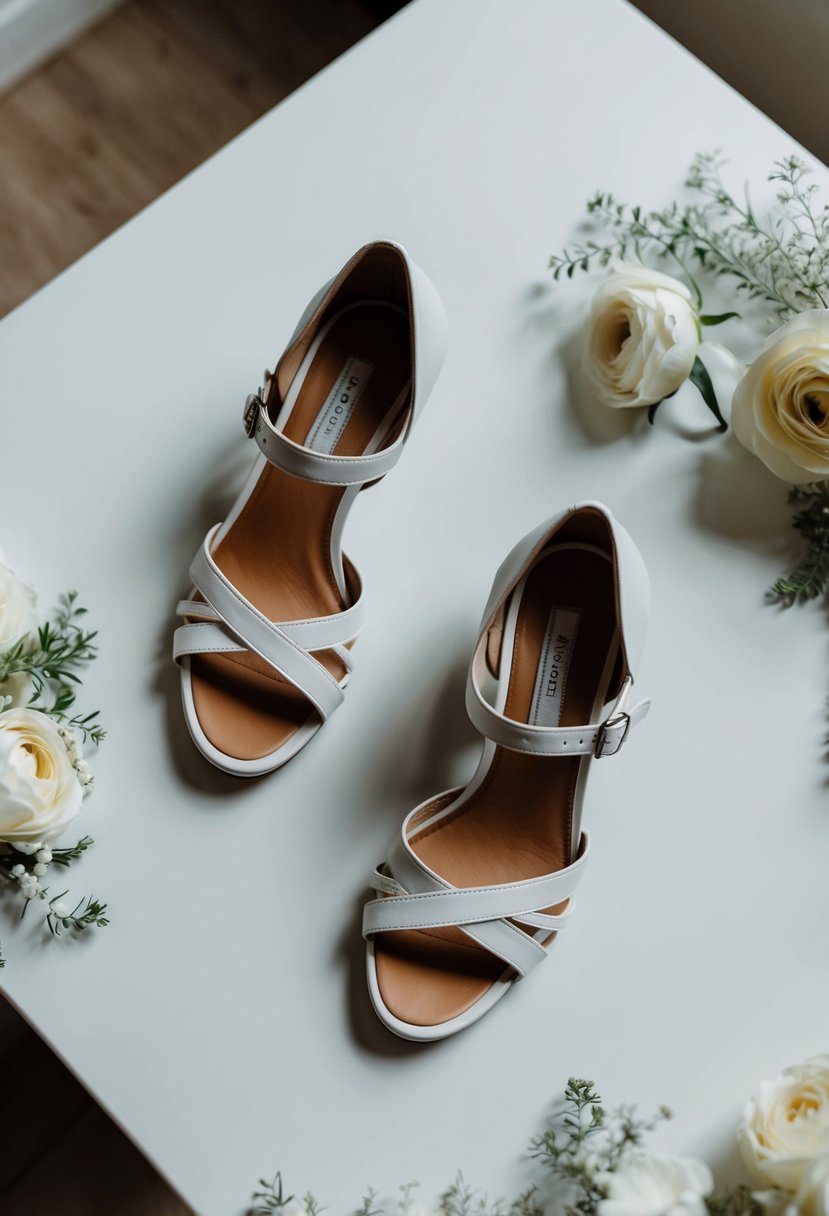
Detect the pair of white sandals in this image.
<box><xmin>173</xmin><ymin>242</ymin><xmax>651</xmax><ymax>1040</ymax></box>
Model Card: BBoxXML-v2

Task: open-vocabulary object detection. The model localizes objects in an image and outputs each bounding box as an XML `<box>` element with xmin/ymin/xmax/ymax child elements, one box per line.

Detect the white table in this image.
<box><xmin>2</xmin><ymin>2</ymin><xmax>827</xmax><ymax>1212</ymax></box>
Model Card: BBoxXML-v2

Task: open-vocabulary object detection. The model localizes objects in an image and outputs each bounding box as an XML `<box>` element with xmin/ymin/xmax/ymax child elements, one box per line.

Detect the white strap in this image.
<box><xmin>174</xmin><ymin>526</ymin><xmax>355</xmax><ymax>722</ymax></box>
<box><xmin>466</xmin><ymin>646</ymin><xmax>649</xmax><ymax>758</ymax></box>
<box><xmin>362</xmin><ymin>799</ymin><xmax>590</xmax><ymax>978</ymax></box>
<box><xmin>247</xmin><ymin>398</ymin><xmax>407</xmax><ymax>487</ymax></box>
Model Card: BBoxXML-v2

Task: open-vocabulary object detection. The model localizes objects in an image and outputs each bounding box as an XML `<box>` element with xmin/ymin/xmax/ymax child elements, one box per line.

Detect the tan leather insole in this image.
<box><xmin>374</xmin><ymin>548</ymin><xmax>617</xmax><ymax>1027</ymax></box>
<box><xmin>189</xmin><ymin>305</ymin><xmax>410</xmax><ymax>761</ymax></box>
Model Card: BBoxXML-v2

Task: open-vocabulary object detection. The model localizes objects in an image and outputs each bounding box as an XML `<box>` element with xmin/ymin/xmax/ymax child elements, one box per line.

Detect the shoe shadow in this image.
<box><xmin>338</xmin><ymin>648</ymin><xmax>481</xmax><ymax>1055</ymax></box>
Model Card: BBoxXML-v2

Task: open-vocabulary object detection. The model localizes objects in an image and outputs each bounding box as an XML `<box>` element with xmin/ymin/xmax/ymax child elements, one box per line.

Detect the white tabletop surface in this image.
<box><xmin>2</xmin><ymin>1</ymin><xmax>828</xmax><ymax>1212</ymax></box>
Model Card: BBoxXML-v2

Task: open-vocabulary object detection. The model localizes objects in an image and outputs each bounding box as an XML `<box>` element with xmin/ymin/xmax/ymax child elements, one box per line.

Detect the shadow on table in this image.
<box><xmin>691</xmin><ymin>435</ymin><xmax>793</xmax><ymax>551</ymax></box>
<box><xmin>337</xmin><ymin>649</ymin><xmax>481</xmax><ymax>1055</ymax></box>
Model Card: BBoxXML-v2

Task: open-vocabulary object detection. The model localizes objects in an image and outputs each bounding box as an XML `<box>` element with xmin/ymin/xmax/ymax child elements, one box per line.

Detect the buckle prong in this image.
<box><xmin>594</xmin><ymin>710</ymin><xmax>631</xmax><ymax>759</ymax></box>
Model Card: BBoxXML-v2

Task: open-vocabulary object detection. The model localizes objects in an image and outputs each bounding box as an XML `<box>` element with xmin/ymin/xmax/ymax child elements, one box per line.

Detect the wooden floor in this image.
<box><xmin>0</xmin><ymin>2</ymin><xmax>386</xmax><ymax>1210</ymax></box>
<box><xmin>0</xmin><ymin>0</ymin><xmax>384</xmax><ymax>318</ymax></box>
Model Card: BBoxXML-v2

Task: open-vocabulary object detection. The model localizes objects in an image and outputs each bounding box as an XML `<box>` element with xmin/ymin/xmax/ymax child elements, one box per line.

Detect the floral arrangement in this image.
<box><xmin>248</xmin><ymin>1057</ymin><xmax>829</xmax><ymax>1216</ymax></box>
<box><xmin>0</xmin><ymin>554</ymin><xmax>108</xmax><ymax>965</ymax></box>
<box><xmin>549</xmin><ymin>152</ymin><xmax>829</xmax><ymax>608</ymax></box>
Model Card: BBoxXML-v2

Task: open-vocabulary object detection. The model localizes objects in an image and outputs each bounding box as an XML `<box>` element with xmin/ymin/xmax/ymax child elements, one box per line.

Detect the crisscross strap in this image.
<box><xmin>172</xmin><ymin>524</ymin><xmax>363</xmax><ymax>722</ymax></box>
<box><xmin>363</xmin><ymin>803</ymin><xmax>590</xmax><ymax>978</ymax></box>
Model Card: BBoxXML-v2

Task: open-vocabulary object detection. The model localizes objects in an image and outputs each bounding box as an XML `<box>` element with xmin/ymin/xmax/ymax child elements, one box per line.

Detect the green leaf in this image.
<box><xmin>689</xmin><ymin>356</ymin><xmax>728</xmax><ymax>431</ymax></box>
<box><xmin>647</xmin><ymin>386</ymin><xmax>679</xmax><ymax>426</ymax></box>
<box><xmin>699</xmin><ymin>311</ymin><xmax>740</xmax><ymax>326</ymax></box>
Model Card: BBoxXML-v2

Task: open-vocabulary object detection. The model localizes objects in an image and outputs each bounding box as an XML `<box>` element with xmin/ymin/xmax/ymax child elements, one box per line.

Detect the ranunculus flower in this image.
<box><xmin>788</xmin><ymin>1154</ymin><xmax>829</xmax><ymax>1216</ymax></box>
<box><xmin>596</xmin><ymin>1153</ymin><xmax>713</xmax><ymax>1216</ymax></box>
<box><xmin>0</xmin><ymin>558</ymin><xmax>37</xmax><ymax>653</ymax></box>
<box><xmin>732</xmin><ymin>310</ymin><xmax>829</xmax><ymax>482</ymax></box>
<box><xmin>740</xmin><ymin>1056</ymin><xmax>829</xmax><ymax>1193</ymax></box>
<box><xmin>584</xmin><ymin>264</ymin><xmax>700</xmax><ymax>408</ymax></box>
<box><xmin>0</xmin><ymin>708</ymin><xmax>83</xmax><ymax>844</ymax></box>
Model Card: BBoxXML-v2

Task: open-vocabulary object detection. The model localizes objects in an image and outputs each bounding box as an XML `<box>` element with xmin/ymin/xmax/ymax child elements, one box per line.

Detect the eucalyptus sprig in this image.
<box><xmin>0</xmin><ymin>590</ymin><xmax>105</xmax><ymax>743</ymax></box>
<box><xmin>549</xmin><ymin>152</ymin><xmax>829</xmax><ymax>321</ymax></box>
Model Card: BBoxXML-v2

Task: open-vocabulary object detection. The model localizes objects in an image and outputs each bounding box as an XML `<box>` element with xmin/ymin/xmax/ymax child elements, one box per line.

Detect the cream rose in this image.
<box><xmin>732</xmin><ymin>310</ymin><xmax>829</xmax><ymax>482</ymax></box>
<box><xmin>596</xmin><ymin>1153</ymin><xmax>714</xmax><ymax>1216</ymax></box>
<box><xmin>0</xmin><ymin>708</ymin><xmax>83</xmax><ymax>844</ymax></box>
<box><xmin>0</xmin><ymin>558</ymin><xmax>37</xmax><ymax>652</ymax></box>
<box><xmin>740</xmin><ymin>1056</ymin><xmax>829</xmax><ymax>1193</ymax></box>
<box><xmin>584</xmin><ymin>264</ymin><xmax>700</xmax><ymax>408</ymax></box>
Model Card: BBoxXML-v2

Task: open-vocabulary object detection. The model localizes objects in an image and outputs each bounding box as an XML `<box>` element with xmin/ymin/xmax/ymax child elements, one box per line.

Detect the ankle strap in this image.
<box><xmin>466</xmin><ymin>647</ymin><xmax>650</xmax><ymax>758</ymax></box>
<box><xmin>244</xmin><ymin>389</ymin><xmax>407</xmax><ymax>487</ymax></box>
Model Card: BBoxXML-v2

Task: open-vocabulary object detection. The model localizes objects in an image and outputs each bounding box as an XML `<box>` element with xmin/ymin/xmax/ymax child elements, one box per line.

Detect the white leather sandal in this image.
<box><xmin>362</xmin><ymin>502</ymin><xmax>650</xmax><ymax>1040</ymax></box>
<box><xmin>173</xmin><ymin>241</ymin><xmax>447</xmax><ymax>775</ymax></box>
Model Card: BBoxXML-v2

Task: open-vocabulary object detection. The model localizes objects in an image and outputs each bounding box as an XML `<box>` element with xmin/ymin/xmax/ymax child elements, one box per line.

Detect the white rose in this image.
<box><xmin>788</xmin><ymin>1154</ymin><xmax>829</xmax><ymax>1216</ymax></box>
<box><xmin>0</xmin><ymin>558</ymin><xmax>37</xmax><ymax>652</ymax></box>
<box><xmin>584</xmin><ymin>264</ymin><xmax>700</xmax><ymax>408</ymax></box>
<box><xmin>0</xmin><ymin>708</ymin><xmax>83</xmax><ymax>844</ymax></box>
<box><xmin>596</xmin><ymin>1153</ymin><xmax>714</xmax><ymax>1216</ymax></box>
<box><xmin>732</xmin><ymin>310</ymin><xmax>829</xmax><ymax>482</ymax></box>
<box><xmin>740</xmin><ymin>1056</ymin><xmax>829</xmax><ymax>1193</ymax></box>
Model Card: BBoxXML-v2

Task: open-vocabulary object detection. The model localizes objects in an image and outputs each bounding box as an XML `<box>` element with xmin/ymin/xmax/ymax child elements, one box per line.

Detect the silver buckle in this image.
<box><xmin>594</xmin><ymin>711</ymin><xmax>631</xmax><ymax>758</ymax></box>
<box><xmin>243</xmin><ymin>391</ymin><xmax>263</xmax><ymax>437</ymax></box>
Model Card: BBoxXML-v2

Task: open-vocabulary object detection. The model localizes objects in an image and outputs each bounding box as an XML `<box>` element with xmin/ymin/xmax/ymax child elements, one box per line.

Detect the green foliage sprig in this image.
<box><xmin>0</xmin><ymin>840</ymin><xmax>108</xmax><ymax>963</ymax></box>
<box><xmin>248</xmin><ymin>1077</ymin><xmax>773</xmax><ymax>1216</ymax></box>
<box><xmin>0</xmin><ymin>590</ymin><xmax>105</xmax><ymax>743</ymax></box>
<box><xmin>768</xmin><ymin>483</ymin><xmax>829</xmax><ymax>604</ymax></box>
<box><xmin>549</xmin><ymin>152</ymin><xmax>829</xmax><ymax>320</ymax></box>
<box><xmin>248</xmin><ymin>1173</ymin><xmax>322</xmax><ymax>1216</ymax></box>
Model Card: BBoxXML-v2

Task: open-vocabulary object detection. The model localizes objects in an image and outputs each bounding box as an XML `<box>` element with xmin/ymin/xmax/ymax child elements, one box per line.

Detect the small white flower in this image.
<box><xmin>51</xmin><ymin>901</ymin><xmax>68</xmax><ymax>919</ymax></box>
<box><xmin>75</xmin><ymin>760</ymin><xmax>94</xmax><ymax>793</ymax></box>
<box><xmin>36</xmin><ymin>847</ymin><xmax>52</xmax><ymax>864</ymax></box>
<box><xmin>32</xmin><ymin>862</ymin><xmax>46</xmax><ymax>876</ymax></box>
<box><xmin>22</xmin><ymin>881</ymin><xmax>39</xmax><ymax>899</ymax></box>
<box><xmin>596</xmin><ymin>1152</ymin><xmax>713</xmax><ymax>1216</ymax></box>
<box><xmin>56</xmin><ymin>725</ymin><xmax>94</xmax><ymax>794</ymax></box>
<box><xmin>10</xmin><ymin>863</ymin><xmax>25</xmax><ymax>878</ymax></box>
<box><xmin>11</xmin><ymin>840</ymin><xmax>43</xmax><ymax>856</ymax></box>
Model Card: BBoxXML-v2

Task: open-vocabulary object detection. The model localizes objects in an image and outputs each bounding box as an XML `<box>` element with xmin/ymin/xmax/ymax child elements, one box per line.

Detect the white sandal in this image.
<box><xmin>362</xmin><ymin>501</ymin><xmax>650</xmax><ymax>1039</ymax></box>
<box><xmin>173</xmin><ymin>241</ymin><xmax>447</xmax><ymax>775</ymax></box>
